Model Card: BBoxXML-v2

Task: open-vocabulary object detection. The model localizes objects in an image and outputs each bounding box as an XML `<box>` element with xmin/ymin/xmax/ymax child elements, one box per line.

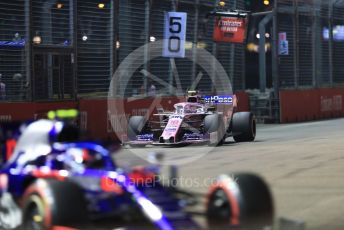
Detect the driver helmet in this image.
<box><xmin>187</xmin><ymin>90</ymin><xmax>201</xmax><ymax>103</ymax></box>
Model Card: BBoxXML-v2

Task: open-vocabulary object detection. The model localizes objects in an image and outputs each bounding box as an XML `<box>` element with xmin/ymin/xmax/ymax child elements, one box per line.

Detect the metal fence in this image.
<box><xmin>0</xmin><ymin>0</ymin><xmax>28</xmax><ymax>101</ymax></box>
<box><xmin>276</xmin><ymin>0</ymin><xmax>344</xmax><ymax>89</ymax></box>
<box><xmin>77</xmin><ymin>0</ymin><xmax>113</xmax><ymax>96</ymax></box>
<box><xmin>246</xmin><ymin>0</ymin><xmax>344</xmax><ymax>123</ymax></box>
<box><xmin>116</xmin><ymin>0</ymin><xmax>246</xmax><ymax>97</ymax></box>
<box><xmin>0</xmin><ymin>0</ymin><xmax>246</xmax><ymax>102</ymax></box>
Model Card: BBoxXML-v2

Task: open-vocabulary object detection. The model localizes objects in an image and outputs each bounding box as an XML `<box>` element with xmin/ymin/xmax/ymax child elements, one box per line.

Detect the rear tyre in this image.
<box><xmin>232</xmin><ymin>112</ymin><xmax>256</xmax><ymax>142</ymax></box>
<box><xmin>204</xmin><ymin>114</ymin><xmax>225</xmax><ymax>146</ymax></box>
<box><xmin>128</xmin><ymin>116</ymin><xmax>147</xmax><ymax>147</ymax></box>
<box><xmin>22</xmin><ymin>179</ymin><xmax>88</xmax><ymax>230</ymax></box>
<box><xmin>206</xmin><ymin>173</ymin><xmax>273</xmax><ymax>230</ymax></box>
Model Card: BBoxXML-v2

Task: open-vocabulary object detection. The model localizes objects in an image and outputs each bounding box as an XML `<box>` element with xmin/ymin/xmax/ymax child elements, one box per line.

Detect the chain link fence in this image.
<box><xmin>0</xmin><ymin>0</ymin><xmax>28</xmax><ymax>101</ymax></box>
<box><xmin>77</xmin><ymin>0</ymin><xmax>113</xmax><ymax>97</ymax></box>
<box><xmin>332</xmin><ymin>1</ymin><xmax>344</xmax><ymax>85</ymax></box>
<box><xmin>0</xmin><ymin>0</ymin><xmax>246</xmax><ymax>102</ymax></box>
<box><xmin>116</xmin><ymin>0</ymin><xmax>246</xmax><ymax>98</ymax></box>
<box><xmin>1</xmin><ymin>0</ymin><xmax>343</xmax><ymax>119</ymax></box>
<box><xmin>276</xmin><ymin>0</ymin><xmax>344</xmax><ymax>89</ymax></box>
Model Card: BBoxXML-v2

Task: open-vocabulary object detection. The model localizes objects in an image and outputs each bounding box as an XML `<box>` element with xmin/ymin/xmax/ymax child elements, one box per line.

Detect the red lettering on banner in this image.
<box><xmin>213</xmin><ymin>17</ymin><xmax>248</xmax><ymax>43</ymax></box>
<box><xmin>333</xmin><ymin>95</ymin><xmax>343</xmax><ymax>111</ymax></box>
<box><xmin>321</xmin><ymin>95</ymin><xmax>343</xmax><ymax>112</ymax></box>
<box><xmin>132</xmin><ymin>109</ymin><xmax>148</xmax><ymax>116</ymax></box>
<box><xmin>0</xmin><ymin>115</ymin><xmax>11</xmax><ymax>122</ymax></box>
<box><xmin>280</xmin><ymin>89</ymin><xmax>344</xmax><ymax>123</ymax></box>
<box><xmin>107</xmin><ymin>114</ymin><xmax>128</xmax><ymax>133</ymax></box>
<box><xmin>79</xmin><ymin>111</ymin><xmax>88</xmax><ymax>131</ymax></box>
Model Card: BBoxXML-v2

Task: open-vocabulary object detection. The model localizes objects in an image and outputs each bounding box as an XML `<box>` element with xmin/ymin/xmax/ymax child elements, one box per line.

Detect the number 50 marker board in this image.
<box><xmin>163</xmin><ymin>12</ymin><xmax>187</xmax><ymax>58</ymax></box>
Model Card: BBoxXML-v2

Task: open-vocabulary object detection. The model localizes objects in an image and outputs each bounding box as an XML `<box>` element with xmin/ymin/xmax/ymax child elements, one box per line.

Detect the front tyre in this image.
<box><xmin>206</xmin><ymin>173</ymin><xmax>273</xmax><ymax>230</ymax></box>
<box><xmin>128</xmin><ymin>116</ymin><xmax>146</xmax><ymax>140</ymax></box>
<box><xmin>204</xmin><ymin>114</ymin><xmax>225</xmax><ymax>146</ymax></box>
<box><xmin>22</xmin><ymin>179</ymin><xmax>88</xmax><ymax>230</ymax></box>
<box><xmin>232</xmin><ymin>112</ymin><xmax>256</xmax><ymax>142</ymax></box>
<box><xmin>127</xmin><ymin>116</ymin><xmax>147</xmax><ymax>147</ymax></box>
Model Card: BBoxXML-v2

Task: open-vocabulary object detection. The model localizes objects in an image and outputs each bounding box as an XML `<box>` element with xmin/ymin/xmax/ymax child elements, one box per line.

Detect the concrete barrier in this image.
<box><xmin>0</xmin><ymin>92</ymin><xmax>250</xmax><ymax>142</ymax></box>
<box><xmin>235</xmin><ymin>91</ymin><xmax>250</xmax><ymax>112</ymax></box>
<box><xmin>280</xmin><ymin>88</ymin><xmax>344</xmax><ymax>123</ymax></box>
<box><xmin>0</xmin><ymin>101</ymin><xmax>77</xmax><ymax>121</ymax></box>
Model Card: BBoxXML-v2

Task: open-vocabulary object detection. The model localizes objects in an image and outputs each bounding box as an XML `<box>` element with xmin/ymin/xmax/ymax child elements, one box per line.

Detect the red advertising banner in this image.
<box><xmin>213</xmin><ymin>16</ymin><xmax>248</xmax><ymax>43</ymax></box>
<box><xmin>0</xmin><ymin>92</ymin><xmax>250</xmax><ymax>142</ymax></box>
<box><xmin>279</xmin><ymin>88</ymin><xmax>344</xmax><ymax>123</ymax></box>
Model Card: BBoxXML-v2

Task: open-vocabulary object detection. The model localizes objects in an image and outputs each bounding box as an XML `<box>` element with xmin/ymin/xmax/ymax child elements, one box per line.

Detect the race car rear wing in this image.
<box><xmin>203</xmin><ymin>95</ymin><xmax>234</xmax><ymax>105</ymax></box>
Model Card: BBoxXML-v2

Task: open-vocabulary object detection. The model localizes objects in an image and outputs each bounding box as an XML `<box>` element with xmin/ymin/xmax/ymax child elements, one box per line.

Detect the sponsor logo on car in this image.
<box><xmin>137</xmin><ymin>134</ymin><xmax>154</xmax><ymax>141</ymax></box>
<box><xmin>203</xmin><ymin>95</ymin><xmax>233</xmax><ymax>104</ymax></box>
<box><xmin>183</xmin><ymin>133</ymin><xmax>204</xmax><ymax>140</ymax></box>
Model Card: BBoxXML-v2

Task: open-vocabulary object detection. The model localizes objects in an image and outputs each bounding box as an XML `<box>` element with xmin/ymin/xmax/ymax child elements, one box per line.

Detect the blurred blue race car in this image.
<box><xmin>0</xmin><ymin>110</ymin><xmax>273</xmax><ymax>230</ymax></box>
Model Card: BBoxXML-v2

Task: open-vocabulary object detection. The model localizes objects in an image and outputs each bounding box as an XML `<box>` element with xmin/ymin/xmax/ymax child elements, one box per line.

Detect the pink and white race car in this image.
<box><xmin>127</xmin><ymin>91</ymin><xmax>256</xmax><ymax>146</ymax></box>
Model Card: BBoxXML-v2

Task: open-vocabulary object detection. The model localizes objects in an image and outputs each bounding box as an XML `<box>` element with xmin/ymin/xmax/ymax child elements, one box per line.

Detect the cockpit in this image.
<box><xmin>174</xmin><ymin>104</ymin><xmax>205</xmax><ymax>115</ymax></box>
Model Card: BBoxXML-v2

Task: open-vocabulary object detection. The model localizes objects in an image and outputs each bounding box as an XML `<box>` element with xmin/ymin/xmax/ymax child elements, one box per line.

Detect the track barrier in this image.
<box><xmin>280</xmin><ymin>88</ymin><xmax>344</xmax><ymax>123</ymax></box>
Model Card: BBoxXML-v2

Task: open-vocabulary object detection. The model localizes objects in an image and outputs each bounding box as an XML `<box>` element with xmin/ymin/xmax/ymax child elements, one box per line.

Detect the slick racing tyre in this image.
<box><xmin>22</xmin><ymin>179</ymin><xmax>88</xmax><ymax>230</ymax></box>
<box><xmin>128</xmin><ymin>116</ymin><xmax>146</xmax><ymax>140</ymax></box>
<box><xmin>206</xmin><ymin>173</ymin><xmax>273</xmax><ymax>230</ymax></box>
<box><xmin>127</xmin><ymin>116</ymin><xmax>147</xmax><ymax>147</ymax></box>
<box><xmin>204</xmin><ymin>114</ymin><xmax>225</xmax><ymax>146</ymax></box>
<box><xmin>232</xmin><ymin>112</ymin><xmax>256</xmax><ymax>142</ymax></box>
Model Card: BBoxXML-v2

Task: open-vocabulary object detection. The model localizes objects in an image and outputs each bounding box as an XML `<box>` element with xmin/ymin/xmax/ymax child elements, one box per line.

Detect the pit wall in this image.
<box><xmin>0</xmin><ymin>92</ymin><xmax>250</xmax><ymax>141</ymax></box>
<box><xmin>279</xmin><ymin>88</ymin><xmax>344</xmax><ymax>123</ymax></box>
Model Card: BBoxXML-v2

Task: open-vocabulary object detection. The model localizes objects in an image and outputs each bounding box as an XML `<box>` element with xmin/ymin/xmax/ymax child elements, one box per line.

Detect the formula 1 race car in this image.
<box><xmin>0</xmin><ymin>110</ymin><xmax>272</xmax><ymax>230</ymax></box>
<box><xmin>127</xmin><ymin>91</ymin><xmax>256</xmax><ymax>146</ymax></box>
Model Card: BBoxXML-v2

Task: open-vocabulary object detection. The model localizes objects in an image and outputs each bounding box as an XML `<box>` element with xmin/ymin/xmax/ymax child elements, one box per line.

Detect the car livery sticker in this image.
<box><xmin>203</xmin><ymin>95</ymin><xmax>233</xmax><ymax>104</ymax></box>
<box><xmin>161</xmin><ymin>116</ymin><xmax>183</xmax><ymax>139</ymax></box>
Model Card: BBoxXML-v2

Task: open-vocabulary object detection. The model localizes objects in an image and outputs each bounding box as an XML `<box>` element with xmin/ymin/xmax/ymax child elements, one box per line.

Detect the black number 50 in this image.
<box><xmin>168</xmin><ymin>17</ymin><xmax>182</xmax><ymax>53</ymax></box>
<box><xmin>169</xmin><ymin>17</ymin><xmax>182</xmax><ymax>33</ymax></box>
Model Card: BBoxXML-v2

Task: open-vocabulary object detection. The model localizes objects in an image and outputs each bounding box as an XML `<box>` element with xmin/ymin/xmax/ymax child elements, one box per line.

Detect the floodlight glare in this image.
<box><xmin>150</xmin><ymin>36</ymin><xmax>156</xmax><ymax>42</ymax></box>
<box><xmin>219</xmin><ymin>1</ymin><xmax>226</xmax><ymax>7</ymax></box>
<box><xmin>33</xmin><ymin>35</ymin><xmax>42</xmax><ymax>44</ymax></box>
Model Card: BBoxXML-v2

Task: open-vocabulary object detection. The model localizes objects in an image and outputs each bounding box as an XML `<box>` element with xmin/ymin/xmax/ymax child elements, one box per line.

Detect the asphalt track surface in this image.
<box><xmin>116</xmin><ymin>118</ymin><xmax>344</xmax><ymax>230</ymax></box>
